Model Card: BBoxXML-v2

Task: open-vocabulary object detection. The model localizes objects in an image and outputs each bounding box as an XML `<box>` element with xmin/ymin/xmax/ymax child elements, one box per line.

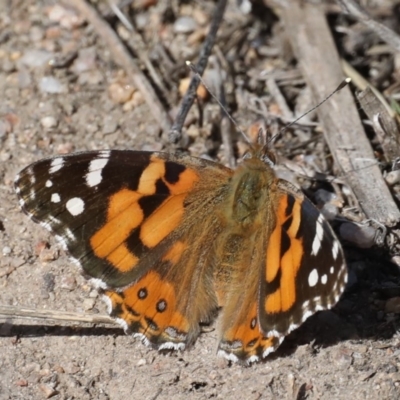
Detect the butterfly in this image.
<box><xmin>14</xmin><ymin>138</ymin><xmax>347</xmax><ymax>363</ymax></box>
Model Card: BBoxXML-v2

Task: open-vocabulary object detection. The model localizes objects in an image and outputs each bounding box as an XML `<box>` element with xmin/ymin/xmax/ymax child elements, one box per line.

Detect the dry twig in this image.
<box><xmin>0</xmin><ymin>305</ymin><xmax>116</xmax><ymax>326</ymax></box>
<box><xmin>169</xmin><ymin>0</ymin><xmax>228</xmax><ymax>144</ymax></box>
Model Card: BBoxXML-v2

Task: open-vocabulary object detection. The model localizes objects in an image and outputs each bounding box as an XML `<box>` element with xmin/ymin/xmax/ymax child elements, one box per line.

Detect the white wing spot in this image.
<box><xmin>86</xmin><ymin>157</ymin><xmax>109</xmax><ymax>187</ymax></box>
<box><xmin>321</xmin><ymin>274</ymin><xmax>328</xmax><ymax>284</ymax></box>
<box><xmin>51</xmin><ymin>193</ymin><xmax>61</xmax><ymax>203</ymax></box>
<box><xmin>308</xmin><ymin>269</ymin><xmax>319</xmax><ymax>287</ymax></box>
<box><xmin>312</xmin><ymin>214</ymin><xmax>325</xmax><ymax>255</ymax></box>
<box><xmin>330</xmin><ymin>266</ymin><xmax>334</xmax><ymax>274</ymax></box>
<box><xmin>48</xmin><ymin>216</ymin><xmax>61</xmax><ymax>225</ymax></box>
<box><xmin>65</xmin><ymin>228</ymin><xmax>75</xmax><ymax>241</ymax></box>
<box><xmin>30</xmin><ymin>174</ymin><xmax>36</xmax><ymax>184</ymax></box>
<box><xmin>14</xmin><ymin>174</ymin><xmax>20</xmax><ymax>187</ymax></box>
<box><xmin>301</xmin><ymin>310</ymin><xmax>313</xmax><ymax>323</ymax></box>
<box><xmin>66</xmin><ymin>197</ymin><xmax>85</xmax><ymax>216</ymax></box>
<box><xmin>49</xmin><ymin>158</ymin><xmax>64</xmax><ymax>174</ymax></box>
<box><xmin>45</xmin><ymin>180</ymin><xmax>53</xmax><ymax>187</ymax></box>
<box><xmin>332</xmin><ymin>240</ymin><xmax>339</xmax><ymax>259</ymax></box>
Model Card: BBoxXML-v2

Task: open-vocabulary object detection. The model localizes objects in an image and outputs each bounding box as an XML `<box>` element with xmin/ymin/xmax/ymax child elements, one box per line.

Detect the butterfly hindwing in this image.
<box><xmin>259</xmin><ymin>189</ymin><xmax>347</xmax><ymax>337</ymax></box>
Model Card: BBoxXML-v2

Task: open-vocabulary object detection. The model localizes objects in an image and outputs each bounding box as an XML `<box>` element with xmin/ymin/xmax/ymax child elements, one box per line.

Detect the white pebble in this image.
<box><xmin>39</xmin><ymin>76</ymin><xmax>67</xmax><ymax>94</ymax></box>
<box><xmin>2</xmin><ymin>246</ymin><xmax>11</xmax><ymax>255</ymax></box>
<box><xmin>173</xmin><ymin>16</ymin><xmax>198</xmax><ymax>34</ymax></box>
<box><xmin>20</xmin><ymin>49</ymin><xmax>53</xmax><ymax>68</ymax></box>
<box><xmin>41</xmin><ymin>116</ymin><xmax>58</xmax><ymax>129</ymax></box>
<box><xmin>137</xmin><ymin>359</ymin><xmax>147</xmax><ymax>366</ymax></box>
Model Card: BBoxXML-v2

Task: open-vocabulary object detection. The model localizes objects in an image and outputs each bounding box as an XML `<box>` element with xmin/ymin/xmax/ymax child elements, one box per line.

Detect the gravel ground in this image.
<box><xmin>1</xmin><ymin>1</ymin><xmax>400</xmax><ymax>399</ymax></box>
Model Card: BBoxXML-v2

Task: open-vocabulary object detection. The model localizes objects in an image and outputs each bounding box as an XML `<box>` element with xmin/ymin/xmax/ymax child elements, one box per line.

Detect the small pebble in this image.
<box><xmin>102</xmin><ymin>115</ymin><xmax>118</xmax><ymax>134</ymax></box>
<box><xmin>238</xmin><ymin>0</ymin><xmax>252</xmax><ymax>13</ymax></box>
<box><xmin>89</xmin><ymin>289</ymin><xmax>99</xmax><ymax>298</ymax></box>
<box><xmin>71</xmin><ymin>47</ymin><xmax>97</xmax><ymax>74</ymax></box>
<box><xmin>39</xmin><ymin>383</ymin><xmax>58</xmax><ymax>399</ymax></box>
<box><xmin>173</xmin><ymin>16</ymin><xmax>198</xmax><ymax>34</ymax></box>
<box><xmin>20</xmin><ymin>49</ymin><xmax>53</xmax><ymax>68</ymax></box>
<box><xmin>47</xmin><ymin>4</ymin><xmax>84</xmax><ymax>29</ymax></box>
<box><xmin>2</xmin><ymin>246</ymin><xmax>11</xmax><ymax>255</ymax></box>
<box><xmin>39</xmin><ymin>248</ymin><xmax>58</xmax><ymax>262</ymax></box>
<box><xmin>122</xmin><ymin>91</ymin><xmax>144</xmax><ymax>111</ymax></box>
<box><xmin>39</xmin><ymin>76</ymin><xmax>66</xmax><ymax>94</ymax></box>
<box><xmin>339</xmin><ymin>222</ymin><xmax>376</xmax><ymax>248</ymax></box>
<box><xmin>14</xmin><ymin>379</ymin><xmax>28</xmax><ymax>387</ymax></box>
<box><xmin>77</xmin><ymin>70</ymin><xmax>103</xmax><ymax>86</ymax></box>
<box><xmin>108</xmin><ymin>82</ymin><xmax>135</xmax><ymax>104</ymax></box>
<box><xmin>320</xmin><ymin>203</ymin><xmax>338</xmax><ymax>221</ymax></box>
<box><xmin>135</xmin><ymin>13</ymin><xmax>149</xmax><ymax>30</ymax></box>
<box><xmin>83</xmin><ymin>298</ymin><xmax>95</xmax><ymax>311</ymax></box>
<box><xmin>137</xmin><ymin>358</ymin><xmax>147</xmax><ymax>366</ymax></box>
<box><xmin>56</xmin><ymin>142</ymin><xmax>74</xmax><ymax>155</ymax></box>
<box><xmin>53</xmin><ymin>365</ymin><xmax>65</xmax><ymax>374</ymax></box>
<box><xmin>59</xmin><ymin>275</ymin><xmax>77</xmax><ymax>291</ymax></box>
<box><xmin>40</xmin><ymin>116</ymin><xmax>58</xmax><ymax>129</ymax></box>
<box><xmin>314</xmin><ymin>189</ymin><xmax>337</xmax><ymax>205</ymax></box>
<box><xmin>42</xmin><ymin>273</ymin><xmax>55</xmax><ymax>292</ymax></box>
<box><xmin>385</xmin><ymin>170</ymin><xmax>400</xmax><ymax>186</ymax></box>
<box><xmin>34</xmin><ymin>241</ymin><xmax>49</xmax><ymax>256</ymax></box>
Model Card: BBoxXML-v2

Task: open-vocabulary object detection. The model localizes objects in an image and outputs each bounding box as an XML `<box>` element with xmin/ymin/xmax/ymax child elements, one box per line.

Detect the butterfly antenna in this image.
<box><xmin>269</xmin><ymin>77</ymin><xmax>352</xmax><ymax>145</ymax></box>
<box><xmin>185</xmin><ymin>61</ymin><xmax>251</xmax><ymax>144</ymax></box>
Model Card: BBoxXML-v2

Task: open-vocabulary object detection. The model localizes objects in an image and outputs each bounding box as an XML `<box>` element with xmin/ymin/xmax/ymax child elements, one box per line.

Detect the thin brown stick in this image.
<box><xmin>0</xmin><ymin>305</ymin><xmax>117</xmax><ymax>326</ymax></box>
<box><xmin>65</xmin><ymin>0</ymin><xmax>171</xmax><ymax>132</ymax></box>
<box><xmin>280</xmin><ymin>0</ymin><xmax>400</xmax><ymax>226</ymax></box>
<box><xmin>337</xmin><ymin>0</ymin><xmax>400</xmax><ymax>53</ymax></box>
<box><xmin>266</xmin><ymin>78</ymin><xmax>293</xmax><ymax>120</ymax></box>
<box><xmin>357</xmin><ymin>87</ymin><xmax>400</xmax><ymax>163</ymax></box>
<box><xmin>213</xmin><ymin>59</ymin><xmax>236</xmax><ymax>168</ymax></box>
<box><xmin>168</xmin><ymin>0</ymin><xmax>228</xmax><ymax>144</ymax></box>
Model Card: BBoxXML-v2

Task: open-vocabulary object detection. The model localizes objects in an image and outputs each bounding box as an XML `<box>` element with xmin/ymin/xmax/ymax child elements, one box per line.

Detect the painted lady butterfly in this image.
<box><xmin>14</xmin><ymin>139</ymin><xmax>347</xmax><ymax>363</ymax></box>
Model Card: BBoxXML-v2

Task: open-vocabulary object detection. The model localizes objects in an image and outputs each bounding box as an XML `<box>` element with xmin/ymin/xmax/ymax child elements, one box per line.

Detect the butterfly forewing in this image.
<box><xmin>14</xmin><ymin>150</ymin><xmax>232</xmax><ymax>288</ymax></box>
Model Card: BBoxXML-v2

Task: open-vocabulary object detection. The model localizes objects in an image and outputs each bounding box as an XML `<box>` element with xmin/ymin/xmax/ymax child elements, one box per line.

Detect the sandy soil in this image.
<box><xmin>1</xmin><ymin>1</ymin><xmax>400</xmax><ymax>399</ymax></box>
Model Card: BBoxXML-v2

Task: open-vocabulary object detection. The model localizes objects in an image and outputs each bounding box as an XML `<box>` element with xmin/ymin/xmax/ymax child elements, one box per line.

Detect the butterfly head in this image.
<box><xmin>242</xmin><ymin>127</ymin><xmax>277</xmax><ymax>168</ymax></box>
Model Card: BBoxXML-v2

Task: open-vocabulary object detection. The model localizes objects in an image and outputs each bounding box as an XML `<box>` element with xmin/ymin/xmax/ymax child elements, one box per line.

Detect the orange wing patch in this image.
<box><xmin>265</xmin><ymin>195</ymin><xmax>304</xmax><ymax>313</ymax></box>
<box><xmin>105</xmin><ymin>270</ymin><xmax>190</xmax><ymax>346</ymax></box>
<box><xmin>90</xmin><ymin>156</ymin><xmax>199</xmax><ymax>274</ymax></box>
<box><xmin>140</xmin><ymin>194</ymin><xmax>186</xmax><ymax>248</ymax></box>
<box><xmin>219</xmin><ymin>302</ymin><xmax>281</xmax><ymax>361</ymax></box>
<box><xmin>162</xmin><ymin>240</ymin><xmax>186</xmax><ymax>265</ymax></box>
<box><xmin>91</xmin><ymin>188</ymin><xmax>142</xmax><ymax>272</ymax></box>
